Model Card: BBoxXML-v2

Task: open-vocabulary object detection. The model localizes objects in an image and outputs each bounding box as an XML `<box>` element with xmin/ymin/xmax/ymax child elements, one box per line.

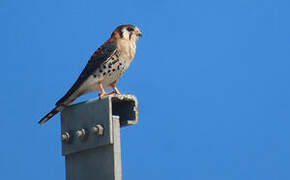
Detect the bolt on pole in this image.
<box><xmin>60</xmin><ymin>94</ymin><xmax>138</xmax><ymax>180</ymax></box>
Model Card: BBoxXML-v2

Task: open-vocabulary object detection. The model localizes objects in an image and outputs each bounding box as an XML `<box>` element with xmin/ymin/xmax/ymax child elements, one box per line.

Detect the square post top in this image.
<box><xmin>60</xmin><ymin>94</ymin><xmax>138</xmax><ymax>155</ymax></box>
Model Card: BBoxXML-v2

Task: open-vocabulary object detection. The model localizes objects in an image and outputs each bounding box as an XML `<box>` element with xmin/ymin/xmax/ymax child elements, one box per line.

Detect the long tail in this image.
<box><xmin>38</xmin><ymin>106</ymin><xmax>64</xmax><ymax>124</ymax></box>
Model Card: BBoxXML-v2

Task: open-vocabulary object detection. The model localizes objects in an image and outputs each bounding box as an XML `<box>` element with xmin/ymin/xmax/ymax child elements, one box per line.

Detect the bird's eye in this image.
<box><xmin>127</xmin><ymin>27</ymin><xmax>134</xmax><ymax>31</ymax></box>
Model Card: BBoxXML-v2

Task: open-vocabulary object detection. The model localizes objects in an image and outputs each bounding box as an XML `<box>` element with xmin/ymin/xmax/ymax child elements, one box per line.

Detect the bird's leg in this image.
<box><xmin>107</xmin><ymin>83</ymin><xmax>121</xmax><ymax>95</ymax></box>
<box><xmin>98</xmin><ymin>83</ymin><xmax>108</xmax><ymax>97</ymax></box>
<box><xmin>111</xmin><ymin>83</ymin><xmax>121</xmax><ymax>95</ymax></box>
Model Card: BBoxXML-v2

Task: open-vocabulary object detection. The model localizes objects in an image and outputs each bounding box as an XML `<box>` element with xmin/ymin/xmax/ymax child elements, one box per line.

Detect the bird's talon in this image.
<box><xmin>98</xmin><ymin>92</ymin><xmax>107</xmax><ymax>97</ymax></box>
<box><xmin>107</xmin><ymin>91</ymin><xmax>115</xmax><ymax>95</ymax></box>
<box><xmin>98</xmin><ymin>92</ymin><xmax>114</xmax><ymax>98</ymax></box>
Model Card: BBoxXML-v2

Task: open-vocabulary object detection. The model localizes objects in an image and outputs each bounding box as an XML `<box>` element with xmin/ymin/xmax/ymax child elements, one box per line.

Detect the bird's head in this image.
<box><xmin>111</xmin><ymin>24</ymin><xmax>142</xmax><ymax>42</ymax></box>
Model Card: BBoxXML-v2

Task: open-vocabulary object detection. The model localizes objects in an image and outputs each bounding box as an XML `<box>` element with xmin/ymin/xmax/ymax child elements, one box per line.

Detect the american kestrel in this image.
<box><xmin>39</xmin><ymin>24</ymin><xmax>142</xmax><ymax>124</ymax></box>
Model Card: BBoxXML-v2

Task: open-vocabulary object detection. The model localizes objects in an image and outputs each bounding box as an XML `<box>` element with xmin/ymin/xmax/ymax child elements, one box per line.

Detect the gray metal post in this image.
<box><xmin>60</xmin><ymin>94</ymin><xmax>138</xmax><ymax>180</ymax></box>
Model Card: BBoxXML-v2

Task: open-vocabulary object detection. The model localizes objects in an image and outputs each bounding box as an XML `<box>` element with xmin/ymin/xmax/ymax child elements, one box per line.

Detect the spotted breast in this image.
<box><xmin>94</xmin><ymin>37</ymin><xmax>136</xmax><ymax>89</ymax></box>
<box><xmin>92</xmin><ymin>50</ymin><xmax>128</xmax><ymax>89</ymax></box>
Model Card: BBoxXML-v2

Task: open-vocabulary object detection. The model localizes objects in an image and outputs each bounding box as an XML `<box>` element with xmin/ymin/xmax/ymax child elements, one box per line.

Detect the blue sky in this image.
<box><xmin>1</xmin><ymin>0</ymin><xmax>290</xmax><ymax>179</ymax></box>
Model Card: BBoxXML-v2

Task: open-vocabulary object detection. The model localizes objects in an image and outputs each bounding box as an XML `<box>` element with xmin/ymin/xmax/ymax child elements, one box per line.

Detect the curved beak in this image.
<box><xmin>137</xmin><ymin>32</ymin><xmax>143</xmax><ymax>37</ymax></box>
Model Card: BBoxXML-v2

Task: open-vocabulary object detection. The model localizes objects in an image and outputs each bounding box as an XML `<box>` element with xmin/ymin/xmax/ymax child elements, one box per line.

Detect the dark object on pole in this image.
<box><xmin>60</xmin><ymin>94</ymin><xmax>138</xmax><ymax>180</ymax></box>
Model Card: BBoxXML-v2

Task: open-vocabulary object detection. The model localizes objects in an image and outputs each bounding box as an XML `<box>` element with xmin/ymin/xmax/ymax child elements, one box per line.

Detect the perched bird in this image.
<box><xmin>39</xmin><ymin>24</ymin><xmax>142</xmax><ymax>124</ymax></box>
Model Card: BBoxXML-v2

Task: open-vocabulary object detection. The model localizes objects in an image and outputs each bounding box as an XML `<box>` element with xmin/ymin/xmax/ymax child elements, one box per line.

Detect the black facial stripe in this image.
<box><xmin>116</xmin><ymin>24</ymin><xmax>135</xmax><ymax>38</ymax></box>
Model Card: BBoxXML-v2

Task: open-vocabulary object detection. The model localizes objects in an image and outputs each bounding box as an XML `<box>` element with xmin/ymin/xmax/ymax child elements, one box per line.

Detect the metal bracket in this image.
<box><xmin>61</xmin><ymin>94</ymin><xmax>138</xmax><ymax>155</ymax></box>
<box><xmin>60</xmin><ymin>94</ymin><xmax>138</xmax><ymax>180</ymax></box>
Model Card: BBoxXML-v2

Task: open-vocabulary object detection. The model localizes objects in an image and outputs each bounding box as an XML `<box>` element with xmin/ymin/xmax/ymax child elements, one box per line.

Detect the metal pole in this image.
<box><xmin>60</xmin><ymin>95</ymin><xmax>138</xmax><ymax>180</ymax></box>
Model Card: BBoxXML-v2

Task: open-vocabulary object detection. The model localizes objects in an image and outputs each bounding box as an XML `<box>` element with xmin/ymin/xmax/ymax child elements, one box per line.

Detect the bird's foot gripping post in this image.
<box><xmin>60</xmin><ymin>94</ymin><xmax>138</xmax><ymax>180</ymax></box>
